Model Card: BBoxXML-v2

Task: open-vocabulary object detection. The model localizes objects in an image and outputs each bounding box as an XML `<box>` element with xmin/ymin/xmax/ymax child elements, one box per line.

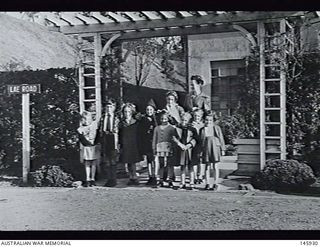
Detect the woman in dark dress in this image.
<box><xmin>119</xmin><ymin>103</ymin><xmax>143</xmax><ymax>185</ymax></box>
<box><xmin>184</xmin><ymin>75</ymin><xmax>211</xmax><ymax>114</ymax></box>
<box><xmin>138</xmin><ymin>99</ymin><xmax>159</xmax><ymax>186</ymax></box>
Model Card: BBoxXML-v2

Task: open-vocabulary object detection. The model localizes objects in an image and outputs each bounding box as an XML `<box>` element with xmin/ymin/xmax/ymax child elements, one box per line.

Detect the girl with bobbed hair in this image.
<box><xmin>200</xmin><ymin>110</ymin><xmax>226</xmax><ymax>191</ymax></box>
<box><xmin>118</xmin><ymin>103</ymin><xmax>143</xmax><ymax>186</ymax></box>
<box><xmin>164</xmin><ymin>90</ymin><xmax>185</xmax><ymax>126</ymax></box>
<box><xmin>152</xmin><ymin>111</ymin><xmax>178</xmax><ymax>188</ymax></box>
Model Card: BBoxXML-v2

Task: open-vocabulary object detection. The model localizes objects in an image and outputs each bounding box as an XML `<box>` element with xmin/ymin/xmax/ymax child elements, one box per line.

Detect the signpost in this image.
<box><xmin>7</xmin><ymin>84</ymin><xmax>41</xmax><ymax>184</ymax></box>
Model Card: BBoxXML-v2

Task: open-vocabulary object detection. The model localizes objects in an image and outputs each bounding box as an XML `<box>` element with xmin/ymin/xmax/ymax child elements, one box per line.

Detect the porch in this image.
<box><xmin>43</xmin><ymin>11</ymin><xmax>320</xmax><ymax>173</ymax></box>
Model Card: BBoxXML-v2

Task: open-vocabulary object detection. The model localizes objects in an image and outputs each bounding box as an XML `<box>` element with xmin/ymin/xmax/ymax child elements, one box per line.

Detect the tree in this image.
<box><xmin>122</xmin><ymin>36</ymin><xmax>184</xmax><ymax>87</ymax></box>
<box><xmin>100</xmin><ymin>44</ymin><xmax>126</xmax><ymax>108</ymax></box>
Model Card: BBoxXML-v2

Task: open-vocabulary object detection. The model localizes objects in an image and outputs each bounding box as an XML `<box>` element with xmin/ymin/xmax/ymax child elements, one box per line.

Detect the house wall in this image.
<box><xmin>187</xmin><ymin>32</ymin><xmax>251</xmax><ymax>97</ymax></box>
<box><xmin>301</xmin><ymin>22</ymin><xmax>320</xmax><ymax>52</ymax></box>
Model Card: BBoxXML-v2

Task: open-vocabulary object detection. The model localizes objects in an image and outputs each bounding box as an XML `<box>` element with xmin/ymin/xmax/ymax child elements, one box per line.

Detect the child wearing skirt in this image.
<box><xmin>152</xmin><ymin>112</ymin><xmax>178</xmax><ymax>188</ymax></box>
<box><xmin>172</xmin><ymin>112</ymin><xmax>196</xmax><ymax>190</ymax></box>
<box><xmin>77</xmin><ymin>111</ymin><xmax>99</xmax><ymax>187</ymax></box>
<box><xmin>200</xmin><ymin>111</ymin><xmax>226</xmax><ymax>190</ymax></box>
<box><xmin>190</xmin><ymin>108</ymin><xmax>205</xmax><ymax>185</ymax></box>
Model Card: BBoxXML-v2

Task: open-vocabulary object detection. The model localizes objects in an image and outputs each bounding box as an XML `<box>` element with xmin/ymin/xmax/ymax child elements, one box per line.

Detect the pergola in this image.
<box><xmin>44</xmin><ymin>11</ymin><xmax>319</xmax><ymax>169</ymax></box>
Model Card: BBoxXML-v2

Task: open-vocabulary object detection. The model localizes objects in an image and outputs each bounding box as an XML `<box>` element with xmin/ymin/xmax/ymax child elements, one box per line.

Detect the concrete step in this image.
<box><xmin>226</xmin><ymin>175</ymin><xmax>251</xmax><ymax>180</ymax></box>
<box><xmin>218</xmin><ymin>162</ymin><xmax>238</xmax><ymax>170</ymax></box>
<box><xmin>231</xmin><ymin>169</ymin><xmax>257</xmax><ymax>177</ymax></box>
<box><xmin>221</xmin><ymin>177</ymin><xmax>252</xmax><ymax>189</ymax></box>
<box><xmin>221</xmin><ymin>155</ymin><xmax>237</xmax><ymax>162</ymax></box>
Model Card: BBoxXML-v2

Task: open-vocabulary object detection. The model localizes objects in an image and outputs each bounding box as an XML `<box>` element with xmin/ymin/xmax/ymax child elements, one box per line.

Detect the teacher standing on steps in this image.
<box><xmin>184</xmin><ymin>75</ymin><xmax>211</xmax><ymax>113</ymax></box>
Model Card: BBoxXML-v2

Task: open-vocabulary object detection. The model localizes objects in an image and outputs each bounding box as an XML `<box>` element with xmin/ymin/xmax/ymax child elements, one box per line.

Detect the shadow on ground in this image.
<box><xmin>276</xmin><ymin>185</ymin><xmax>320</xmax><ymax>197</ymax></box>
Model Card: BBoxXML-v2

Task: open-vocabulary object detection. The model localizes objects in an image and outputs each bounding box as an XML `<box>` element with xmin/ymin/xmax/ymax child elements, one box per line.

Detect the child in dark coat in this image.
<box><xmin>99</xmin><ymin>99</ymin><xmax>120</xmax><ymax>187</ymax></box>
<box><xmin>138</xmin><ymin>99</ymin><xmax>158</xmax><ymax>186</ymax></box>
<box><xmin>190</xmin><ymin>108</ymin><xmax>205</xmax><ymax>184</ymax></box>
<box><xmin>119</xmin><ymin>103</ymin><xmax>143</xmax><ymax>185</ymax></box>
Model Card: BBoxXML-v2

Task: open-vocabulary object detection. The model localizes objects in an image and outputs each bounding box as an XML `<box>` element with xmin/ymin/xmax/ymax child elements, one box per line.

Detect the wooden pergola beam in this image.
<box><xmin>159</xmin><ymin>11</ymin><xmax>176</xmax><ymax>19</ymax></box>
<box><xmin>45</xmin><ymin>13</ymin><xmax>69</xmax><ymax>27</ymax></box>
<box><xmin>141</xmin><ymin>11</ymin><xmax>162</xmax><ymax>20</ymax></box>
<box><xmin>101</xmin><ymin>33</ymin><xmax>122</xmax><ymax>57</ymax></box>
<box><xmin>108</xmin><ymin>24</ymin><xmax>236</xmax><ymax>40</ymax></box>
<box><xmin>107</xmin><ymin>12</ymin><xmax>130</xmax><ymax>22</ymax></box>
<box><xmin>60</xmin><ymin>13</ymin><xmax>84</xmax><ymax>25</ymax></box>
<box><xmin>232</xmin><ymin>24</ymin><xmax>257</xmax><ymax>47</ymax></box>
<box><xmin>91</xmin><ymin>12</ymin><xmax>114</xmax><ymax>23</ymax></box>
<box><xmin>179</xmin><ymin>11</ymin><xmax>193</xmax><ymax>17</ymax></box>
<box><xmin>76</xmin><ymin>13</ymin><xmax>100</xmax><ymax>25</ymax></box>
<box><xmin>197</xmin><ymin>11</ymin><xmax>208</xmax><ymax>16</ymax></box>
<box><xmin>57</xmin><ymin>11</ymin><xmax>303</xmax><ymax>35</ymax></box>
<box><xmin>123</xmin><ymin>12</ymin><xmax>146</xmax><ymax>21</ymax></box>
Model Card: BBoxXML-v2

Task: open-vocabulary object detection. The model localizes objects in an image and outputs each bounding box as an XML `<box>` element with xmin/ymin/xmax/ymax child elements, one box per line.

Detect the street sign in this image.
<box><xmin>7</xmin><ymin>84</ymin><xmax>41</xmax><ymax>94</ymax></box>
<box><xmin>7</xmin><ymin>84</ymin><xmax>41</xmax><ymax>184</ymax></box>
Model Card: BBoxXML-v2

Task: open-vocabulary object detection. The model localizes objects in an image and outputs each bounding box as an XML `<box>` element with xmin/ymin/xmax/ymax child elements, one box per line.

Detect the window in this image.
<box><xmin>210</xmin><ymin>60</ymin><xmax>245</xmax><ymax>116</ymax></box>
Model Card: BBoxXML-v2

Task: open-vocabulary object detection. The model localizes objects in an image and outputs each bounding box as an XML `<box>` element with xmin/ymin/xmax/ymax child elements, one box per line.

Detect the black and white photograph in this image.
<box><xmin>0</xmin><ymin>11</ymin><xmax>320</xmax><ymax>235</ymax></box>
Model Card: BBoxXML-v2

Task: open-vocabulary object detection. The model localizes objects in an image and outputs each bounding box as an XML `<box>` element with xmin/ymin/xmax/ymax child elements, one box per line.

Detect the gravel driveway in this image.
<box><xmin>0</xmin><ymin>184</ymin><xmax>319</xmax><ymax>231</ymax></box>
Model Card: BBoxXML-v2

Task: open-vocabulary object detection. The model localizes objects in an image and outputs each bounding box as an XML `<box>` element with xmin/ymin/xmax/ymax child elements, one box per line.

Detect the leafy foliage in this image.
<box><xmin>102</xmin><ymin>45</ymin><xmax>124</xmax><ymax>104</ymax></box>
<box><xmin>217</xmin><ymin>112</ymin><xmax>259</xmax><ymax>144</ymax></box>
<box><xmin>251</xmin><ymin>159</ymin><xmax>316</xmax><ymax>191</ymax></box>
<box><xmin>287</xmin><ymin>52</ymin><xmax>320</xmax><ymax>161</ymax></box>
<box><xmin>217</xmin><ymin>50</ymin><xmax>260</xmax><ymax>143</ymax></box>
<box><xmin>29</xmin><ymin>165</ymin><xmax>74</xmax><ymax>187</ymax></box>
<box><xmin>0</xmin><ymin>68</ymin><xmax>80</xmax><ymax>169</ymax></box>
<box><xmin>224</xmin><ymin>45</ymin><xmax>320</xmax><ymax>168</ymax></box>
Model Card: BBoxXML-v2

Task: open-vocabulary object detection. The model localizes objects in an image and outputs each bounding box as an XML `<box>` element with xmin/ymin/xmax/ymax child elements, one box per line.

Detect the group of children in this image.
<box><xmin>77</xmin><ymin>90</ymin><xmax>226</xmax><ymax>191</ymax></box>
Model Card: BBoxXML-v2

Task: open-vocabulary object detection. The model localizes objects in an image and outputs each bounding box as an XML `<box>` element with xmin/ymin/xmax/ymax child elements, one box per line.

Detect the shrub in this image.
<box><xmin>225</xmin><ymin>144</ymin><xmax>237</xmax><ymax>156</ymax></box>
<box><xmin>217</xmin><ymin>113</ymin><xmax>259</xmax><ymax>144</ymax></box>
<box><xmin>0</xmin><ymin>150</ymin><xmax>7</xmax><ymax>170</ymax></box>
<box><xmin>307</xmin><ymin>146</ymin><xmax>320</xmax><ymax>176</ymax></box>
<box><xmin>29</xmin><ymin>165</ymin><xmax>74</xmax><ymax>187</ymax></box>
<box><xmin>251</xmin><ymin>159</ymin><xmax>316</xmax><ymax>191</ymax></box>
<box><xmin>0</xmin><ymin>68</ymin><xmax>79</xmax><ymax>165</ymax></box>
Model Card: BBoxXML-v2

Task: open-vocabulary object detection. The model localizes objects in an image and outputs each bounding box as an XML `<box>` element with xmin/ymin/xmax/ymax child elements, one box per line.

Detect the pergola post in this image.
<box><xmin>258</xmin><ymin>19</ymin><xmax>290</xmax><ymax>169</ymax></box>
<box><xmin>258</xmin><ymin>21</ymin><xmax>266</xmax><ymax>170</ymax></box>
<box><xmin>94</xmin><ymin>33</ymin><xmax>102</xmax><ymax>120</ymax></box>
<box><xmin>279</xmin><ymin>19</ymin><xmax>287</xmax><ymax>160</ymax></box>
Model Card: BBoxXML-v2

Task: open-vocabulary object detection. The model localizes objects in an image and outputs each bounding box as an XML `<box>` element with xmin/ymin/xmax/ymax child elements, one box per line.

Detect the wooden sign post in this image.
<box><xmin>7</xmin><ymin>84</ymin><xmax>41</xmax><ymax>184</ymax></box>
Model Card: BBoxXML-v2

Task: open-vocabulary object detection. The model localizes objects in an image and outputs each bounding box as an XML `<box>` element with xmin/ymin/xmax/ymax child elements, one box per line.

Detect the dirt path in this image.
<box><xmin>0</xmin><ymin>186</ymin><xmax>319</xmax><ymax>230</ymax></box>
